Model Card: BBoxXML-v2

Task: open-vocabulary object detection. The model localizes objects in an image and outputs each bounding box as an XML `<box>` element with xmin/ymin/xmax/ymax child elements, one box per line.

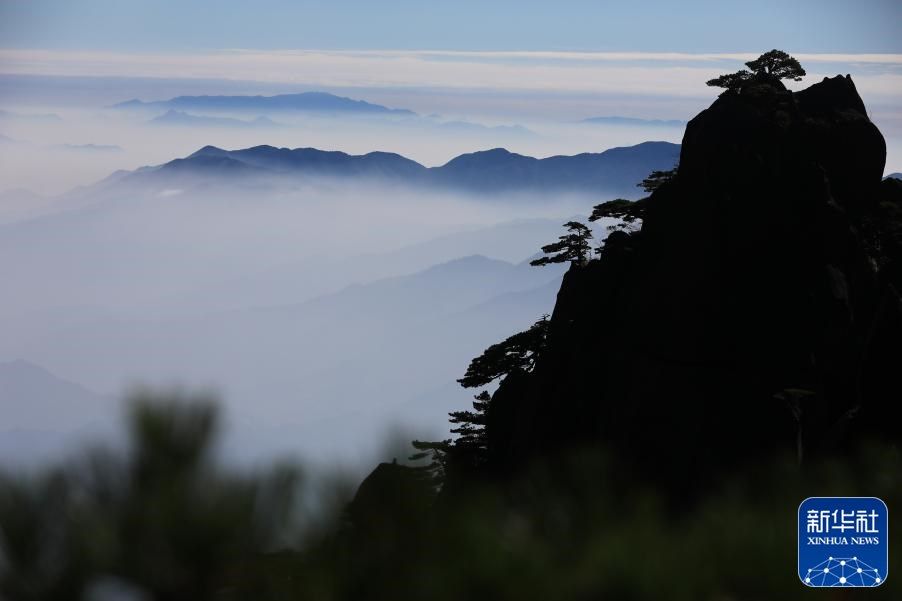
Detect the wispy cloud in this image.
<box><xmin>272</xmin><ymin>50</ymin><xmax>902</xmax><ymax>64</ymax></box>
<box><xmin>2</xmin><ymin>49</ymin><xmax>901</xmax><ymax>101</ymax></box>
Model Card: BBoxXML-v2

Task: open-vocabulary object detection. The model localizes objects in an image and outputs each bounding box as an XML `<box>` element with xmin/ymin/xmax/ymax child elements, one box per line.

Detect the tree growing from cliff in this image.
<box><xmin>530</xmin><ymin>221</ymin><xmax>593</xmax><ymax>266</ymax></box>
<box><xmin>707</xmin><ymin>49</ymin><xmax>806</xmax><ymax>89</ymax></box>
<box><xmin>447</xmin><ymin>390</ymin><xmax>491</xmax><ymax>453</ymax></box>
<box><xmin>409</xmin><ymin>438</ymin><xmax>451</xmax><ymax>481</ymax></box>
<box><xmin>589</xmin><ymin>198</ymin><xmax>646</xmax><ymax>230</ymax></box>
<box><xmin>589</xmin><ymin>198</ymin><xmax>647</xmax><ymax>245</ymax></box>
<box><xmin>638</xmin><ymin>167</ymin><xmax>677</xmax><ymax>193</ymax></box>
<box><xmin>452</xmin><ymin>317</ymin><xmax>550</xmax><ymax>466</ymax></box>
<box><xmin>413</xmin><ymin>316</ymin><xmax>550</xmax><ymax>476</ymax></box>
<box><xmin>458</xmin><ymin>315</ymin><xmax>550</xmax><ymax>388</ymax></box>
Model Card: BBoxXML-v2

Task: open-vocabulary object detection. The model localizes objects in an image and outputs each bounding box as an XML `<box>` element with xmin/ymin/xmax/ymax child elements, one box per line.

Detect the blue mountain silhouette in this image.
<box><xmin>113</xmin><ymin>92</ymin><xmax>415</xmax><ymax>115</ymax></box>
<box><xmin>116</xmin><ymin>141</ymin><xmax>680</xmax><ymax>197</ymax></box>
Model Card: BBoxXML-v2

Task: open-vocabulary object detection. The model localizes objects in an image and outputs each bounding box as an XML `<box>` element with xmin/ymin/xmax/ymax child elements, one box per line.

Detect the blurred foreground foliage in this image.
<box><xmin>1</xmin><ymin>391</ymin><xmax>899</xmax><ymax>600</ymax></box>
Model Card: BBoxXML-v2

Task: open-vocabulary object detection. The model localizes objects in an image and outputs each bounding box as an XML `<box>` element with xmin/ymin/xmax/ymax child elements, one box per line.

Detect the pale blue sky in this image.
<box><xmin>1</xmin><ymin>0</ymin><xmax>900</xmax><ymax>53</ymax></box>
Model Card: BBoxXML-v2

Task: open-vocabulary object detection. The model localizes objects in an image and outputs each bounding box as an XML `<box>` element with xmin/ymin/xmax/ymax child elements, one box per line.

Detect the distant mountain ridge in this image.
<box><xmin>115</xmin><ymin>141</ymin><xmax>681</xmax><ymax>198</ymax></box>
<box><xmin>113</xmin><ymin>91</ymin><xmax>415</xmax><ymax>116</ymax></box>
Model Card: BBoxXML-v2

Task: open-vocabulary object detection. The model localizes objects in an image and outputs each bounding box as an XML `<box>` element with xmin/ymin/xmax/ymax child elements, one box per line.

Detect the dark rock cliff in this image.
<box><xmin>482</xmin><ymin>75</ymin><xmax>902</xmax><ymax>492</ymax></box>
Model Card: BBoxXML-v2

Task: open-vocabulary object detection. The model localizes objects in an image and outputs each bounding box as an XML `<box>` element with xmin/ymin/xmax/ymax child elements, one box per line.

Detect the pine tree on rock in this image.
<box><xmin>409</xmin><ymin>439</ymin><xmax>451</xmax><ymax>482</ymax></box>
<box><xmin>457</xmin><ymin>315</ymin><xmax>550</xmax><ymax>388</ymax></box>
<box><xmin>590</xmin><ymin>198</ymin><xmax>647</xmax><ymax>231</ymax></box>
<box><xmin>707</xmin><ymin>49</ymin><xmax>805</xmax><ymax>90</ymax></box>
<box><xmin>448</xmin><ymin>391</ymin><xmax>491</xmax><ymax>456</ymax></box>
<box><xmin>705</xmin><ymin>70</ymin><xmax>754</xmax><ymax>90</ymax></box>
<box><xmin>530</xmin><ymin>221</ymin><xmax>593</xmax><ymax>267</ymax></box>
<box><xmin>637</xmin><ymin>167</ymin><xmax>677</xmax><ymax>193</ymax></box>
<box><xmin>412</xmin><ymin>316</ymin><xmax>552</xmax><ymax>480</ymax></box>
<box><xmin>746</xmin><ymin>49</ymin><xmax>806</xmax><ymax>81</ymax></box>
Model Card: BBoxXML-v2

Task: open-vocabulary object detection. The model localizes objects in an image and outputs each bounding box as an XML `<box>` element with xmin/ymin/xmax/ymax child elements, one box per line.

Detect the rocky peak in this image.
<box><xmin>476</xmin><ymin>74</ymin><xmax>900</xmax><ymax>494</ymax></box>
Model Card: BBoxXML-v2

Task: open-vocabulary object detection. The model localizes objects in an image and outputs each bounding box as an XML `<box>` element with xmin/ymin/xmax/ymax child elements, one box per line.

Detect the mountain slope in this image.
<box><xmin>4</xmin><ymin>254</ymin><xmax>565</xmax><ymax>468</ymax></box>
<box><xmin>16</xmin><ymin>254</ymin><xmax>565</xmax><ymax>395</ymax></box>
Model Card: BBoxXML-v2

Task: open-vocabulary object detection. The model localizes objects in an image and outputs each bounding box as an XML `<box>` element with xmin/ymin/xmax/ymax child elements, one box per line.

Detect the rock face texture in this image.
<box><xmin>482</xmin><ymin>76</ymin><xmax>902</xmax><ymax>491</ymax></box>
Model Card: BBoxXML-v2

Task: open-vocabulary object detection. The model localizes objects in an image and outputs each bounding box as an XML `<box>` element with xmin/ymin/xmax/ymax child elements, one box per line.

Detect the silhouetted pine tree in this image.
<box><xmin>637</xmin><ymin>167</ymin><xmax>677</xmax><ymax>193</ymax></box>
<box><xmin>707</xmin><ymin>49</ymin><xmax>805</xmax><ymax>89</ymax></box>
<box><xmin>589</xmin><ymin>198</ymin><xmax>646</xmax><ymax>231</ymax></box>
<box><xmin>409</xmin><ymin>439</ymin><xmax>451</xmax><ymax>483</ymax></box>
<box><xmin>530</xmin><ymin>222</ymin><xmax>593</xmax><ymax>267</ymax></box>
<box><xmin>413</xmin><ymin>316</ymin><xmax>550</xmax><ymax>479</ymax></box>
<box><xmin>746</xmin><ymin>49</ymin><xmax>806</xmax><ymax>81</ymax></box>
<box><xmin>706</xmin><ymin>70</ymin><xmax>753</xmax><ymax>89</ymax></box>
<box><xmin>457</xmin><ymin>316</ymin><xmax>550</xmax><ymax>388</ymax></box>
<box><xmin>449</xmin><ymin>391</ymin><xmax>491</xmax><ymax>451</ymax></box>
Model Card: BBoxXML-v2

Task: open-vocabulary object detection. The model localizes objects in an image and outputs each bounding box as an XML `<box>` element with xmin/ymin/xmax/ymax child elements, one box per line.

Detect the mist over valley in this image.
<box><xmin>0</xmin><ymin>87</ymin><xmax>680</xmax><ymax>472</ymax></box>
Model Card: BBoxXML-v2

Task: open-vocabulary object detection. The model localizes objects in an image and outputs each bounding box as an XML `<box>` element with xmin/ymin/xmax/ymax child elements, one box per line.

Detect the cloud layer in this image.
<box><xmin>2</xmin><ymin>49</ymin><xmax>901</xmax><ymax>101</ymax></box>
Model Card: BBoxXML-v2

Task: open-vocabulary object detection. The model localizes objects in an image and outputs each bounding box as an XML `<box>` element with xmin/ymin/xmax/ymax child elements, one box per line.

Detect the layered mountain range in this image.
<box><xmin>103</xmin><ymin>141</ymin><xmax>680</xmax><ymax>198</ymax></box>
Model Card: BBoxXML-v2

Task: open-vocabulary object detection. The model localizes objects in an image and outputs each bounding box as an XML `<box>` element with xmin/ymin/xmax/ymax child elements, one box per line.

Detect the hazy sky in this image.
<box><xmin>2</xmin><ymin>0</ymin><xmax>900</xmax><ymax>114</ymax></box>
<box><xmin>1</xmin><ymin>0</ymin><xmax>899</xmax><ymax>105</ymax></box>
<box><xmin>1</xmin><ymin>0</ymin><xmax>900</xmax><ymax>53</ymax></box>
